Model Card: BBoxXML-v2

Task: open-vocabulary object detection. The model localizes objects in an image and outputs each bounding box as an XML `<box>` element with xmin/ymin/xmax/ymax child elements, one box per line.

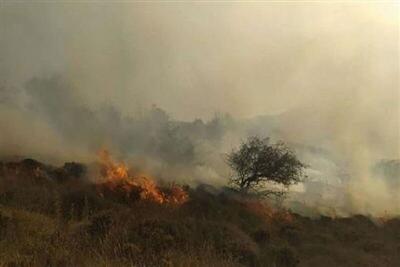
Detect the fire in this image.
<box><xmin>96</xmin><ymin>150</ymin><xmax>188</xmax><ymax>205</ymax></box>
<box><xmin>241</xmin><ymin>199</ymin><xmax>294</xmax><ymax>225</ymax></box>
<box><xmin>97</xmin><ymin>150</ymin><xmax>129</xmax><ymax>180</ymax></box>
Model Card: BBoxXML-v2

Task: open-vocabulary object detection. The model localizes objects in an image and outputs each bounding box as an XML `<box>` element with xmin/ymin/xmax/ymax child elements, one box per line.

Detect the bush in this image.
<box><xmin>275</xmin><ymin>246</ymin><xmax>299</xmax><ymax>267</ymax></box>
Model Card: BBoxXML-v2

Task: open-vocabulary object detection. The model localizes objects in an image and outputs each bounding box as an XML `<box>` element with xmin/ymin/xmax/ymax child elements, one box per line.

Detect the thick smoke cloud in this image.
<box><xmin>0</xmin><ymin>3</ymin><xmax>399</xmax><ymax>215</ymax></box>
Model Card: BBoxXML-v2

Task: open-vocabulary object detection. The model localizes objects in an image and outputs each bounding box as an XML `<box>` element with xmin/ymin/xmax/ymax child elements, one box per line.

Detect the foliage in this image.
<box><xmin>227</xmin><ymin>136</ymin><xmax>307</xmax><ymax>197</ymax></box>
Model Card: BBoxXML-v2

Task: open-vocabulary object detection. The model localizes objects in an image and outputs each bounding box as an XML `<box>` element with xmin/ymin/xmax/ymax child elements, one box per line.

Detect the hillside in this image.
<box><xmin>0</xmin><ymin>158</ymin><xmax>399</xmax><ymax>267</ymax></box>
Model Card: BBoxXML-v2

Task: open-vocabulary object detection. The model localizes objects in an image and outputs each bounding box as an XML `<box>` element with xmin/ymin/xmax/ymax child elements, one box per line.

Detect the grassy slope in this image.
<box><xmin>0</xmin><ymin>160</ymin><xmax>399</xmax><ymax>267</ymax></box>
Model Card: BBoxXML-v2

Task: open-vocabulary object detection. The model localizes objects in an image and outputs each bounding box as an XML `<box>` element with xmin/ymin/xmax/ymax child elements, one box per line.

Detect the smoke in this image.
<box><xmin>0</xmin><ymin>2</ymin><xmax>399</xmax><ymax>215</ymax></box>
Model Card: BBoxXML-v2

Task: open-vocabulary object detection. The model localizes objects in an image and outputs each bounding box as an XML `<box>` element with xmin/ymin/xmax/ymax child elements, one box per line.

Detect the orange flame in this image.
<box><xmin>96</xmin><ymin>150</ymin><xmax>188</xmax><ymax>205</ymax></box>
<box><xmin>98</xmin><ymin>150</ymin><xmax>129</xmax><ymax>180</ymax></box>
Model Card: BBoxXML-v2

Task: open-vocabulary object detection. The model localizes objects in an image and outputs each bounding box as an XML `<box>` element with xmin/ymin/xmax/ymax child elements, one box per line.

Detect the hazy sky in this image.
<box><xmin>0</xmin><ymin>1</ymin><xmax>399</xmax><ymax>215</ymax></box>
<box><xmin>2</xmin><ymin>2</ymin><xmax>399</xmax><ymax>156</ymax></box>
<box><xmin>1</xmin><ymin>2</ymin><xmax>398</xmax><ymax>119</ymax></box>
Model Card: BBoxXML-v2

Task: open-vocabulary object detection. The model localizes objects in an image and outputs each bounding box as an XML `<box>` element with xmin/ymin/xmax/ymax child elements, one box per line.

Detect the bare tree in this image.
<box><xmin>227</xmin><ymin>136</ymin><xmax>306</xmax><ymax>197</ymax></box>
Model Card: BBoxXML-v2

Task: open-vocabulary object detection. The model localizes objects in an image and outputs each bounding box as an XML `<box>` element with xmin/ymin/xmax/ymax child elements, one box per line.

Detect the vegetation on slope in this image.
<box><xmin>0</xmin><ymin>158</ymin><xmax>399</xmax><ymax>267</ymax></box>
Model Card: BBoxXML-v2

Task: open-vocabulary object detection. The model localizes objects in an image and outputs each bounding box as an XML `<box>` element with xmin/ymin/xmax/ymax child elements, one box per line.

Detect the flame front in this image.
<box><xmin>98</xmin><ymin>150</ymin><xmax>129</xmax><ymax>180</ymax></box>
<box><xmin>96</xmin><ymin>150</ymin><xmax>188</xmax><ymax>205</ymax></box>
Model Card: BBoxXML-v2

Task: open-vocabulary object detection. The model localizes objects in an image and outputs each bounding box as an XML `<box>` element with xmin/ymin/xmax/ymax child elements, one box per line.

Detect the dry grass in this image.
<box><xmin>0</xmin><ymin>159</ymin><xmax>399</xmax><ymax>266</ymax></box>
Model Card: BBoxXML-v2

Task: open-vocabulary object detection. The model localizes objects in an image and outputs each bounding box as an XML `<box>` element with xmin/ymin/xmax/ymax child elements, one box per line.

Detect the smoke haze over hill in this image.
<box><xmin>0</xmin><ymin>2</ymin><xmax>399</xmax><ymax>215</ymax></box>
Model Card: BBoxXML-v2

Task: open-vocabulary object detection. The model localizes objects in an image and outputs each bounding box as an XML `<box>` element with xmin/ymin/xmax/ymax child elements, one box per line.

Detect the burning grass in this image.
<box><xmin>95</xmin><ymin>150</ymin><xmax>188</xmax><ymax>205</ymax></box>
<box><xmin>0</xmin><ymin>156</ymin><xmax>399</xmax><ymax>266</ymax></box>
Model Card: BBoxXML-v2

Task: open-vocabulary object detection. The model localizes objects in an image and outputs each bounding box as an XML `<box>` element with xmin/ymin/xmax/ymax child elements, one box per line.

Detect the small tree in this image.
<box><xmin>227</xmin><ymin>136</ymin><xmax>306</xmax><ymax>198</ymax></box>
